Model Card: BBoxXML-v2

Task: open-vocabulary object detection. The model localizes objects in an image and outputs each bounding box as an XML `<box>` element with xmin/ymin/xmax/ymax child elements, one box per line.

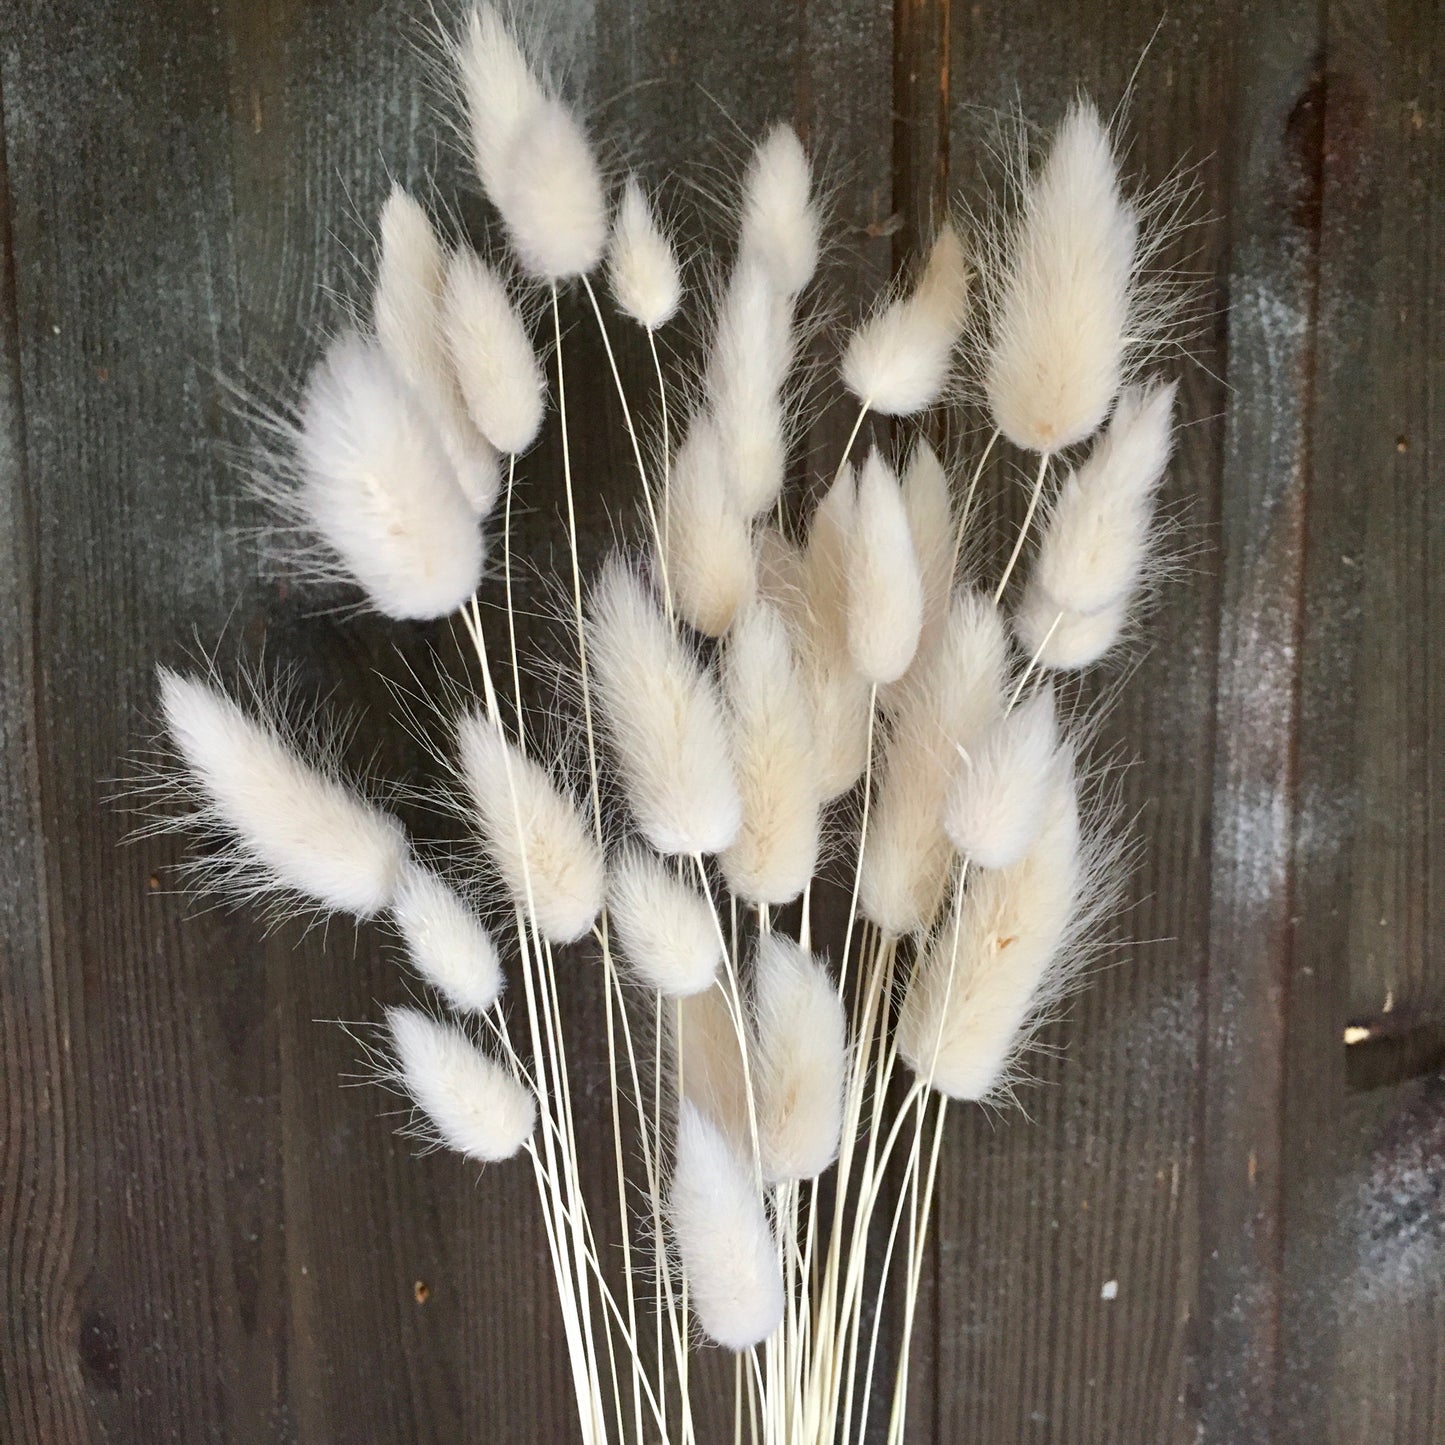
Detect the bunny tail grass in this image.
<box><xmin>720</xmin><ymin>601</ymin><xmax>822</xmax><ymax>906</ymax></box>
<box><xmin>670</xmin><ymin>1102</ymin><xmax>785</xmax><ymax>1351</ymax></box>
<box><xmin>846</xmin><ymin>448</ymin><xmax>924</xmax><ymax>686</ymax></box>
<box><xmin>608</xmin><ymin>177</ymin><xmax>682</xmax><ymax>330</ymax></box>
<box><xmin>984</xmin><ymin>100</ymin><xmax>1136</xmax><ymax>454</ymax></box>
<box><xmin>842</xmin><ymin>223</ymin><xmax>969</xmax><ymax>417</ymax></box>
<box><xmin>442</xmin><ymin>248</ymin><xmax>547</xmax><ymax>457</ymax></box>
<box><xmin>456</xmin><ymin>711</ymin><xmax>605</xmax><ymax>945</ymax></box>
<box><xmin>739</xmin><ymin>123</ymin><xmax>819</xmax><ymax>298</ymax></box>
<box><xmin>608</xmin><ymin>845</ymin><xmax>722</xmax><ymax>997</ymax></box>
<box><xmin>294</xmin><ymin>331</ymin><xmax>484</xmax><ymax>619</ymax></box>
<box><xmin>386</xmin><ymin>1006</ymin><xmax>535</xmax><ymax>1162</ymax></box>
<box><xmin>391</xmin><ymin>862</ymin><xmax>504</xmax><ymax>1014</ymax></box>
<box><xmin>156</xmin><ymin>668</ymin><xmax>407</xmax><ymax>918</ymax></box>
<box><xmin>588</xmin><ymin>556</ymin><xmax>742</xmax><ymax>855</ymax></box>
<box><xmin>943</xmin><ymin>686</ymin><xmax>1061</xmax><ymax>871</ymax></box>
<box><xmin>752</xmin><ymin>936</ymin><xmax>847</xmax><ymax>1183</ymax></box>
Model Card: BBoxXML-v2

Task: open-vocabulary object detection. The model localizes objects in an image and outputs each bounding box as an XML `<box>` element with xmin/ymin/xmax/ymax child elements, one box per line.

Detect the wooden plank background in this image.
<box><xmin>1</xmin><ymin>0</ymin><xmax>1440</xmax><ymax>1439</ymax></box>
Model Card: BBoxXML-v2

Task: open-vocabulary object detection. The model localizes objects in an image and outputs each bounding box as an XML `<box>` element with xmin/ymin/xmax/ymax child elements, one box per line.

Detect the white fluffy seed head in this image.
<box><xmin>799</xmin><ymin>467</ymin><xmax>870</xmax><ymax>800</ymax></box>
<box><xmin>157</xmin><ymin>669</ymin><xmax>407</xmax><ymax>918</ymax></box>
<box><xmin>719</xmin><ymin>602</ymin><xmax>822</xmax><ymax>905</ymax></box>
<box><xmin>441</xmin><ymin>249</ymin><xmax>545</xmax><ymax>456</ymax></box>
<box><xmin>373</xmin><ymin>188</ymin><xmax>503</xmax><ymax>518</ymax></box>
<box><xmin>860</xmin><ymin>593</ymin><xmax>1009</xmax><ymax>935</ymax></box>
<box><xmin>493</xmin><ymin>95</ymin><xmax>607</xmax><ymax>280</ymax></box>
<box><xmin>670</xmin><ymin>1101</ymin><xmax>784</xmax><ymax>1351</ymax></box>
<box><xmin>842</xmin><ymin>224</ymin><xmax>969</xmax><ymax>416</ymax></box>
<box><xmin>985</xmin><ymin>100</ymin><xmax>1137</xmax><ymax>453</ymax></box>
<box><xmin>457</xmin><ymin>10</ymin><xmax>605</xmax><ymax>280</ymax></box>
<box><xmin>897</xmin><ymin>758</ymin><xmax>1089</xmax><ymax>1101</ymax></box>
<box><xmin>739</xmin><ymin>123</ymin><xmax>819</xmax><ymax>297</ymax></box>
<box><xmin>709</xmin><ymin>261</ymin><xmax>793</xmax><ymax>518</ymax></box>
<box><xmin>1014</xmin><ymin>590</ymin><xmax>1129</xmax><ymax>672</ymax></box>
<box><xmin>608</xmin><ymin>177</ymin><xmax>681</xmax><ymax>329</ymax></box>
<box><xmin>943</xmin><ymin>687</ymin><xmax>1060</xmax><ymax>870</ymax></box>
<box><xmin>608</xmin><ymin>846</ymin><xmax>721</xmax><ymax>996</ymax></box>
<box><xmin>899</xmin><ymin>440</ymin><xmax>957</xmax><ymax>669</ymax></box>
<box><xmin>755</xmin><ymin>524</ymin><xmax>807</xmax><ymax>635</ymax></box>
<box><xmin>847</xmin><ymin>449</ymin><xmax>924</xmax><ymax>685</ymax></box>
<box><xmin>752</xmin><ymin>938</ymin><xmax>846</xmax><ymax>1183</ymax></box>
<box><xmin>589</xmin><ymin>558</ymin><xmax>743</xmax><ymax>855</ymax></box>
<box><xmin>456</xmin><ymin>713</ymin><xmax>604</xmax><ymax>944</ymax></box>
<box><xmin>296</xmin><ymin>332</ymin><xmax>484</xmax><ymax>619</ymax></box>
<box><xmin>391</xmin><ymin>862</ymin><xmax>503</xmax><ymax>1014</ymax></box>
<box><xmin>1030</xmin><ymin>380</ymin><xmax>1177</xmax><ymax>617</ymax></box>
<box><xmin>386</xmin><ymin>1007</ymin><xmax>534</xmax><ymax>1162</ymax></box>
<box><xmin>661</xmin><ymin>416</ymin><xmax>756</xmax><ymax>637</ymax></box>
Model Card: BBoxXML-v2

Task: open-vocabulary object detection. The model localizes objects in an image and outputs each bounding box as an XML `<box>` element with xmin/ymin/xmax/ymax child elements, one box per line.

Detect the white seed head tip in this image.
<box><xmin>842</xmin><ymin>223</ymin><xmax>969</xmax><ymax>416</ymax></box>
<box><xmin>899</xmin><ymin>766</ymin><xmax>1086</xmax><ymax>1099</ymax></box>
<box><xmin>670</xmin><ymin>1102</ymin><xmax>784</xmax><ymax>1350</ymax></box>
<box><xmin>753</xmin><ymin>937</ymin><xmax>846</xmax><ymax>1182</ymax></box>
<box><xmin>386</xmin><ymin>1007</ymin><xmax>534</xmax><ymax>1162</ymax></box>
<box><xmin>298</xmin><ymin>332</ymin><xmax>484</xmax><ymax>619</ymax></box>
<box><xmin>943</xmin><ymin>686</ymin><xmax>1060</xmax><ymax>870</ymax></box>
<box><xmin>608</xmin><ymin>846</ymin><xmax>721</xmax><ymax>996</ymax></box>
<box><xmin>608</xmin><ymin>177</ymin><xmax>681</xmax><ymax>329</ymax></box>
<box><xmin>720</xmin><ymin>602</ymin><xmax>822</xmax><ymax>905</ymax></box>
<box><xmin>740</xmin><ymin>123</ymin><xmax>819</xmax><ymax>297</ymax></box>
<box><xmin>442</xmin><ymin>249</ymin><xmax>545</xmax><ymax>456</ymax></box>
<box><xmin>456</xmin><ymin>713</ymin><xmax>604</xmax><ymax>944</ymax></box>
<box><xmin>588</xmin><ymin>558</ymin><xmax>742</xmax><ymax>855</ymax></box>
<box><xmin>985</xmin><ymin>100</ymin><xmax>1136</xmax><ymax>453</ymax></box>
<box><xmin>662</xmin><ymin>417</ymin><xmax>756</xmax><ymax>636</ymax></box>
<box><xmin>391</xmin><ymin>863</ymin><xmax>503</xmax><ymax>1014</ymax></box>
<box><xmin>1031</xmin><ymin>378</ymin><xmax>1177</xmax><ymax>618</ymax></box>
<box><xmin>157</xmin><ymin>669</ymin><xmax>407</xmax><ymax>918</ymax></box>
<box><xmin>494</xmin><ymin>96</ymin><xmax>607</xmax><ymax>280</ymax></box>
<box><xmin>846</xmin><ymin>448</ymin><xmax>923</xmax><ymax>684</ymax></box>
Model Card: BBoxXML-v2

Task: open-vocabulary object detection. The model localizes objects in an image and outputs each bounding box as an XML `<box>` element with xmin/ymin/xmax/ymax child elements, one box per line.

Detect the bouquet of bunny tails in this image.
<box><xmin>141</xmin><ymin>5</ymin><xmax>1192</xmax><ymax>1442</ymax></box>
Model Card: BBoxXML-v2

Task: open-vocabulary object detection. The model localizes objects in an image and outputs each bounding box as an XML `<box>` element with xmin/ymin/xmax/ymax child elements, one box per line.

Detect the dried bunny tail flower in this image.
<box><xmin>391</xmin><ymin>862</ymin><xmax>503</xmax><ymax>1014</ymax></box>
<box><xmin>1013</xmin><ymin>591</ymin><xmax>1130</xmax><ymax>672</ymax></box>
<box><xmin>898</xmin><ymin>440</ymin><xmax>956</xmax><ymax>669</ymax></box>
<box><xmin>842</xmin><ymin>223</ymin><xmax>969</xmax><ymax>416</ymax></box>
<box><xmin>1030</xmin><ymin>379</ymin><xmax>1178</xmax><ymax>617</ymax></box>
<box><xmin>739</xmin><ymin>122</ymin><xmax>819</xmax><ymax>297</ymax></box>
<box><xmin>441</xmin><ymin>248</ymin><xmax>546</xmax><ymax>456</ymax></box>
<box><xmin>984</xmin><ymin>99</ymin><xmax>1137</xmax><ymax>454</ymax></box>
<box><xmin>588</xmin><ymin>557</ymin><xmax>742</xmax><ymax>855</ymax></box>
<box><xmin>608</xmin><ymin>845</ymin><xmax>721</xmax><ymax>996</ymax></box>
<box><xmin>708</xmin><ymin>260</ymin><xmax>793</xmax><ymax>518</ymax></box>
<box><xmin>661</xmin><ymin>416</ymin><xmax>755</xmax><ymax>637</ymax></box>
<box><xmin>847</xmin><ymin>448</ymin><xmax>924</xmax><ymax>685</ymax></box>
<box><xmin>799</xmin><ymin>466</ymin><xmax>871</xmax><ymax>800</ymax></box>
<box><xmin>943</xmin><ymin>686</ymin><xmax>1060</xmax><ymax>870</ymax></box>
<box><xmin>385</xmin><ymin>1007</ymin><xmax>535</xmax><ymax>1162</ymax></box>
<box><xmin>669</xmin><ymin>1102</ymin><xmax>784</xmax><ymax>1351</ymax></box>
<box><xmin>720</xmin><ymin>601</ymin><xmax>821</xmax><ymax>905</ymax></box>
<box><xmin>673</xmin><ymin>987</ymin><xmax>748</xmax><ymax>1150</ymax></box>
<box><xmin>608</xmin><ymin>177</ymin><xmax>681</xmax><ymax>329</ymax></box>
<box><xmin>755</xmin><ymin>524</ymin><xmax>806</xmax><ymax>633</ymax></box>
<box><xmin>291</xmin><ymin>331</ymin><xmax>483</xmax><ymax>619</ymax></box>
<box><xmin>897</xmin><ymin>749</ymin><xmax>1121</xmax><ymax>1102</ymax></box>
<box><xmin>372</xmin><ymin>187</ymin><xmax>501</xmax><ymax>517</ymax></box>
<box><xmin>860</xmin><ymin>592</ymin><xmax>1009</xmax><ymax>935</ymax></box>
<box><xmin>752</xmin><ymin>937</ymin><xmax>846</xmax><ymax>1183</ymax></box>
<box><xmin>456</xmin><ymin>712</ymin><xmax>604</xmax><ymax>944</ymax></box>
<box><xmin>156</xmin><ymin>668</ymin><xmax>407</xmax><ymax>918</ymax></box>
<box><xmin>455</xmin><ymin>7</ymin><xmax>605</xmax><ymax>280</ymax></box>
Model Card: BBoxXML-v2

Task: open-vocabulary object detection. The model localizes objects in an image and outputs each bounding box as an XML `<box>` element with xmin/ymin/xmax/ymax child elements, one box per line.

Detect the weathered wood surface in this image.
<box><xmin>1</xmin><ymin>0</ymin><xmax>1439</xmax><ymax>1441</ymax></box>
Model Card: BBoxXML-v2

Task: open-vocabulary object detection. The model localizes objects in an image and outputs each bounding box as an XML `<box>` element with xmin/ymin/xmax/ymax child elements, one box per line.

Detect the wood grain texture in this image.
<box><xmin>0</xmin><ymin>0</ymin><xmax>1439</xmax><ymax>1442</ymax></box>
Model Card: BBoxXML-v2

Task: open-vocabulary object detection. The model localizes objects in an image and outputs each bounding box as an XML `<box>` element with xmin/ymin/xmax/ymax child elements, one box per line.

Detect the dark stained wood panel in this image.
<box><xmin>0</xmin><ymin>0</ymin><xmax>1439</xmax><ymax>1441</ymax></box>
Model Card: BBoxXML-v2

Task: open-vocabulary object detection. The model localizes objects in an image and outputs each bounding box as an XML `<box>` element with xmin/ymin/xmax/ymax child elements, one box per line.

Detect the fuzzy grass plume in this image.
<box><xmin>144</xmin><ymin>9</ymin><xmax>1197</xmax><ymax>1442</ymax></box>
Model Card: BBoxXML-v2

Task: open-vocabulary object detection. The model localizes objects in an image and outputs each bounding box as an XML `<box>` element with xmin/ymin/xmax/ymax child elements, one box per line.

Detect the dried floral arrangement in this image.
<box><xmin>140</xmin><ymin>7</ymin><xmax>1192</xmax><ymax>1441</ymax></box>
